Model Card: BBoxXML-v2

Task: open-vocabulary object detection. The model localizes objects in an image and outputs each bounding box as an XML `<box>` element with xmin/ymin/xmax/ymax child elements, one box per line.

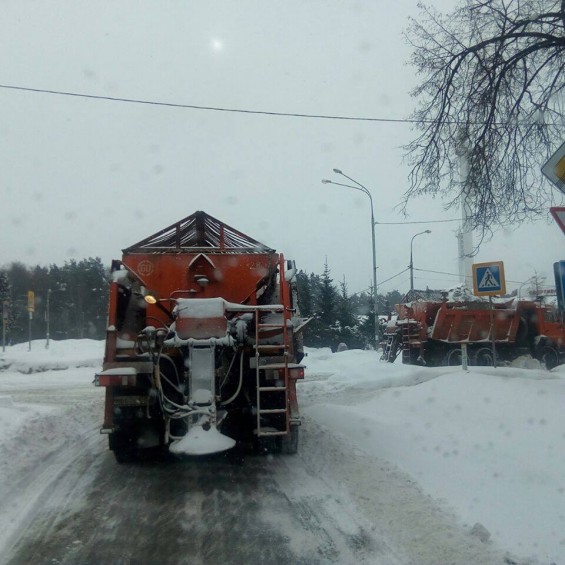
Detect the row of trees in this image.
<box><xmin>1</xmin><ymin>258</ymin><xmax>108</xmax><ymax>345</ymax></box>
<box><xmin>296</xmin><ymin>262</ymin><xmax>403</xmax><ymax>351</ymax></box>
<box><xmin>1</xmin><ymin>257</ymin><xmax>403</xmax><ymax>350</ymax></box>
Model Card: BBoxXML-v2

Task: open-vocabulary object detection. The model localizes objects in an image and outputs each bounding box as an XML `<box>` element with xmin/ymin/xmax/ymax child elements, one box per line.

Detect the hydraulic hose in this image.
<box><xmin>221</xmin><ymin>352</ymin><xmax>244</xmax><ymax>406</ymax></box>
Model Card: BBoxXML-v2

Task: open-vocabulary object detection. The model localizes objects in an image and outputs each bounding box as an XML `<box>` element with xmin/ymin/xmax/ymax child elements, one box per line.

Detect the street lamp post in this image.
<box><xmin>409</xmin><ymin>230</ymin><xmax>432</xmax><ymax>292</ymax></box>
<box><xmin>45</xmin><ymin>285</ymin><xmax>66</xmax><ymax>349</ymax></box>
<box><xmin>2</xmin><ymin>300</ymin><xmax>8</xmax><ymax>353</ymax></box>
<box><xmin>45</xmin><ymin>289</ymin><xmax>52</xmax><ymax>349</ymax></box>
<box><xmin>322</xmin><ymin>169</ymin><xmax>379</xmax><ymax>349</ymax></box>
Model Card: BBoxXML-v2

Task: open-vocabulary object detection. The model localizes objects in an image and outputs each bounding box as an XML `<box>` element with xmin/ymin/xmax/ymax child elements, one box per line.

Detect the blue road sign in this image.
<box><xmin>472</xmin><ymin>261</ymin><xmax>506</xmax><ymax>296</ymax></box>
<box><xmin>554</xmin><ymin>261</ymin><xmax>565</xmax><ymax>311</ymax></box>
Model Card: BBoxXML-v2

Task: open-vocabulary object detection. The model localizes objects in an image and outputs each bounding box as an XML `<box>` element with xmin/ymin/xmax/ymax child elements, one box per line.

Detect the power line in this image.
<box><xmin>413</xmin><ymin>267</ymin><xmax>471</xmax><ymax>280</ymax></box>
<box><xmin>379</xmin><ymin>268</ymin><xmax>410</xmax><ymax>286</ymax></box>
<box><xmin>0</xmin><ymin>83</ymin><xmax>419</xmax><ymax>123</ymax></box>
<box><xmin>375</xmin><ymin>218</ymin><xmax>460</xmax><ymax>225</ymax></box>
<box><xmin>0</xmin><ymin>83</ymin><xmax>554</xmax><ymax>126</ymax></box>
<box><xmin>350</xmin><ymin>267</ymin><xmax>410</xmax><ymax>296</ymax></box>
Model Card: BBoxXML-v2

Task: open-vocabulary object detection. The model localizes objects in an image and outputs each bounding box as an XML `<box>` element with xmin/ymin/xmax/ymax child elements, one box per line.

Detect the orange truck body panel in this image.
<box><xmin>429</xmin><ymin>302</ymin><xmax>522</xmax><ymax>343</ymax></box>
<box><xmin>96</xmin><ymin>211</ymin><xmax>304</xmax><ymax>460</ymax></box>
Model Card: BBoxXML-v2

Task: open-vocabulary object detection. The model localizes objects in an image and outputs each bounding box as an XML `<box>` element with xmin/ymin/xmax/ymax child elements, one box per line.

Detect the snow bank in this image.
<box><xmin>0</xmin><ymin>340</ymin><xmax>104</xmax><ymax>459</ymax></box>
<box><xmin>301</xmin><ymin>347</ymin><xmax>448</xmax><ymax>399</ymax></box>
<box><xmin>0</xmin><ymin>339</ymin><xmax>103</xmax><ymax>374</ymax></box>
<box><xmin>301</xmin><ymin>347</ymin><xmax>565</xmax><ymax>563</ymax></box>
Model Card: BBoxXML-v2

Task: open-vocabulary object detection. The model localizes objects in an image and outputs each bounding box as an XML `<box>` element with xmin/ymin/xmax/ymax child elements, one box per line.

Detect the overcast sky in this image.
<box><xmin>1</xmin><ymin>1</ymin><xmax>564</xmax><ymax>296</ymax></box>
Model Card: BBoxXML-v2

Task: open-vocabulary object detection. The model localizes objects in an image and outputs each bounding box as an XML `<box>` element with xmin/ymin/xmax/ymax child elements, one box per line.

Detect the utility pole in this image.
<box><xmin>2</xmin><ymin>300</ymin><xmax>8</xmax><ymax>353</ymax></box>
<box><xmin>27</xmin><ymin>291</ymin><xmax>34</xmax><ymax>351</ymax></box>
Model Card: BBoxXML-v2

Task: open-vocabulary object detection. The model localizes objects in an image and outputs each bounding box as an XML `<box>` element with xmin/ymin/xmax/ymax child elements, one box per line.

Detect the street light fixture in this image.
<box><xmin>409</xmin><ymin>230</ymin><xmax>432</xmax><ymax>292</ymax></box>
<box><xmin>322</xmin><ymin>170</ymin><xmax>379</xmax><ymax>349</ymax></box>
<box><xmin>517</xmin><ymin>275</ymin><xmax>536</xmax><ymax>300</ymax></box>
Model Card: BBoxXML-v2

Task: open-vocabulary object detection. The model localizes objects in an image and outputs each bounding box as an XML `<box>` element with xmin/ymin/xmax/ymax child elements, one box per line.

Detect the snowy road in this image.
<box><xmin>3</xmin><ymin>429</ymin><xmax>401</xmax><ymax>565</ymax></box>
<box><xmin>1</xmin><ymin>341</ymin><xmax>551</xmax><ymax>564</ymax></box>
<box><xmin>1</xmin><ymin>399</ymin><xmax>504</xmax><ymax>564</ymax></box>
<box><xmin>2</xmin><ymin>356</ymin><xmax>402</xmax><ymax>565</ymax></box>
<box><xmin>1</xmin><ymin>367</ymin><xmax>397</xmax><ymax>565</ymax></box>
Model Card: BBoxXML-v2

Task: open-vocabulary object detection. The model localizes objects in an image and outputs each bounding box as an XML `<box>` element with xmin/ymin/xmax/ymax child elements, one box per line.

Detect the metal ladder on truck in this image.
<box><xmin>381</xmin><ymin>331</ymin><xmax>400</xmax><ymax>362</ymax></box>
<box><xmin>401</xmin><ymin>320</ymin><xmax>422</xmax><ymax>364</ymax></box>
<box><xmin>254</xmin><ymin>306</ymin><xmax>290</xmax><ymax>439</ymax></box>
<box><xmin>253</xmin><ymin>258</ymin><xmax>292</xmax><ymax>440</ymax></box>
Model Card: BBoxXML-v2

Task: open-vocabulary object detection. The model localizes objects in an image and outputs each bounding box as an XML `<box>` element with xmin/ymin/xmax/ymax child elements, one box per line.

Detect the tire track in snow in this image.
<box><xmin>0</xmin><ymin>383</ymin><xmax>105</xmax><ymax>564</ymax></box>
<box><xmin>1</xmin><ymin>415</ymin><xmax>104</xmax><ymax>564</ymax></box>
<box><xmin>296</xmin><ymin>415</ymin><xmax>513</xmax><ymax>565</ymax></box>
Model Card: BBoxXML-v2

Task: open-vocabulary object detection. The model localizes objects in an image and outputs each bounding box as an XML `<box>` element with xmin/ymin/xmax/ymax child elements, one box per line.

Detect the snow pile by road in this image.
<box><xmin>0</xmin><ymin>339</ymin><xmax>103</xmax><ymax>374</ymax></box>
<box><xmin>301</xmin><ymin>347</ymin><xmax>565</xmax><ymax>564</ymax></box>
<box><xmin>0</xmin><ymin>339</ymin><xmax>104</xmax><ymax>438</ymax></box>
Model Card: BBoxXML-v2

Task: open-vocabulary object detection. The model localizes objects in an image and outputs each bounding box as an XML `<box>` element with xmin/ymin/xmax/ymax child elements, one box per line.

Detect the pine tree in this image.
<box><xmin>5</xmin><ymin>262</ymin><xmax>33</xmax><ymax>344</ymax></box>
<box><xmin>335</xmin><ymin>277</ymin><xmax>366</xmax><ymax>350</ymax></box>
<box><xmin>0</xmin><ymin>271</ymin><xmax>9</xmax><ymax>301</ymax></box>
<box><xmin>337</xmin><ymin>277</ymin><xmax>356</xmax><ymax>330</ymax></box>
<box><xmin>318</xmin><ymin>260</ymin><xmax>337</xmax><ymax>327</ymax></box>
<box><xmin>0</xmin><ymin>271</ymin><xmax>10</xmax><ymax>346</ymax></box>
<box><xmin>306</xmin><ymin>260</ymin><xmax>340</xmax><ymax>349</ymax></box>
<box><xmin>59</xmin><ymin>258</ymin><xmax>108</xmax><ymax>339</ymax></box>
<box><xmin>76</xmin><ymin>257</ymin><xmax>108</xmax><ymax>338</ymax></box>
<box><xmin>359</xmin><ymin>284</ymin><xmax>377</xmax><ymax>348</ymax></box>
<box><xmin>46</xmin><ymin>264</ymin><xmax>68</xmax><ymax>341</ymax></box>
<box><xmin>295</xmin><ymin>270</ymin><xmax>313</xmax><ymax>318</ymax></box>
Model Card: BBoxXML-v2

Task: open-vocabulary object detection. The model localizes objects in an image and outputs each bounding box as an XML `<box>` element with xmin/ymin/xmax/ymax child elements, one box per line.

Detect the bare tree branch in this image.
<box><xmin>404</xmin><ymin>0</ymin><xmax>565</xmax><ymax>237</ymax></box>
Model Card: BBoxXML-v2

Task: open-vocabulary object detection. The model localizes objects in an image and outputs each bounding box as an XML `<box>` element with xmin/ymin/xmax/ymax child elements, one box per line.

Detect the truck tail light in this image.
<box><xmin>95</xmin><ymin>371</ymin><xmax>137</xmax><ymax>387</ymax></box>
<box><xmin>289</xmin><ymin>367</ymin><xmax>305</xmax><ymax>379</ymax></box>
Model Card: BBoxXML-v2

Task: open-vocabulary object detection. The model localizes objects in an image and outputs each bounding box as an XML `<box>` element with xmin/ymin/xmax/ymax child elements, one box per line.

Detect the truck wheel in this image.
<box><xmin>109</xmin><ymin>433</ymin><xmax>138</xmax><ymax>464</ymax></box>
<box><xmin>114</xmin><ymin>446</ymin><xmax>137</xmax><ymax>464</ymax></box>
<box><xmin>445</xmin><ymin>348</ymin><xmax>462</xmax><ymax>366</ymax></box>
<box><xmin>541</xmin><ymin>346</ymin><xmax>559</xmax><ymax>370</ymax></box>
<box><xmin>255</xmin><ymin>435</ymin><xmax>279</xmax><ymax>454</ymax></box>
<box><xmin>280</xmin><ymin>425</ymin><xmax>299</xmax><ymax>455</ymax></box>
<box><xmin>474</xmin><ymin>348</ymin><xmax>494</xmax><ymax>366</ymax></box>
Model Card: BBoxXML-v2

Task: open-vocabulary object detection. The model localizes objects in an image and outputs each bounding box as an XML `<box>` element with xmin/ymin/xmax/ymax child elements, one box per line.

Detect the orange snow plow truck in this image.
<box><xmin>95</xmin><ymin>211</ymin><xmax>305</xmax><ymax>462</ymax></box>
<box><xmin>381</xmin><ymin>296</ymin><xmax>565</xmax><ymax>369</ymax></box>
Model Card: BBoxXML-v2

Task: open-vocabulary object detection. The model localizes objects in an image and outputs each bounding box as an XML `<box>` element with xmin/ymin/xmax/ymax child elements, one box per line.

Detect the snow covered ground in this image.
<box><xmin>1</xmin><ymin>340</ymin><xmax>564</xmax><ymax>563</ymax></box>
<box><xmin>0</xmin><ymin>339</ymin><xmax>103</xmax><ymax>449</ymax></box>
<box><xmin>300</xmin><ymin>348</ymin><xmax>565</xmax><ymax>564</ymax></box>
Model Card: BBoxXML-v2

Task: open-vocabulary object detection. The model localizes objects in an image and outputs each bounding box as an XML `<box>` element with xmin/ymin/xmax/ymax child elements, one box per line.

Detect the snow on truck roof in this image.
<box><xmin>122</xmin><ymin>210</ymin><xmax>275</xmax><ymax>254</ymax></box>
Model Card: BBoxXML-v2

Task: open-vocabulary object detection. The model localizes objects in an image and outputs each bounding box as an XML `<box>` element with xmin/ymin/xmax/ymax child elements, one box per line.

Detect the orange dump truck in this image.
<box><xmin>95</xmin><ymin>211</ymin><xmax>305</xmax><ymax>462</ymax></box>
<box><xmin>381</xmin><ymin>298</ymin><xmax>565</xmax><ymax>368</ymax></box>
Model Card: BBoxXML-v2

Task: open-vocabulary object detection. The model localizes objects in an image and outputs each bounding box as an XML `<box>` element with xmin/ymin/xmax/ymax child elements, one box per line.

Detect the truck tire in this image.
<box><xmin>445</xmin><ymin>348</ymin><xmax>462</xmax><ymax>366</ymax></box>
<box><xmin>474</xmin><ymin>347</ymin><xmax>494</xmax><ymax>366</ymax></box>
<box><xmin>280</xmin><ymin>425</ymin><xmax>299</xmax><ymax>455</ymax></box>
<box><xmin>541</xmin><ymin>346</ymin><xmax>559</xmax><ymax>370</ymax></box>
<box><xmin>109</xmin><ymin>432</ymin><xmax>138</xmax><ymax>464</ymax></box>
<box><xmin>114</xmin><ymin>446</ymin><xmax>137</xmax><ymax>464</ymax></box>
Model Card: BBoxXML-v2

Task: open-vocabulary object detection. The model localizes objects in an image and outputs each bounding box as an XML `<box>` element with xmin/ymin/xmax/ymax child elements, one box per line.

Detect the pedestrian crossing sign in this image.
<box><xmin>472</xmin><ymin>261</ymin><xmax>506</xmax><ymax>296</ymax></box>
